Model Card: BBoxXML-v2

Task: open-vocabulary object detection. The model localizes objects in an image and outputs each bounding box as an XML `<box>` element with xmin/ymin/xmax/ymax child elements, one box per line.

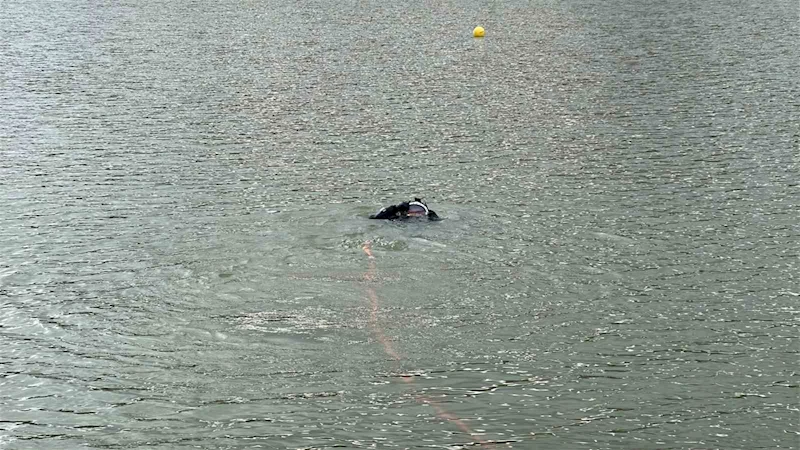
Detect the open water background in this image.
<box><xmin>1</xmin><ymin>0</ymin><xmax>798</xmax><ymax>448</ymax></box>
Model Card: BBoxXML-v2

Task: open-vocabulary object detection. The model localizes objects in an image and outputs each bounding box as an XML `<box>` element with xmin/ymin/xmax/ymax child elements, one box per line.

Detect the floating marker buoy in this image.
<box><xmin>473</xmin><ymin>26</ymin><xmax>485</xmax><ymax>38</ymax></box>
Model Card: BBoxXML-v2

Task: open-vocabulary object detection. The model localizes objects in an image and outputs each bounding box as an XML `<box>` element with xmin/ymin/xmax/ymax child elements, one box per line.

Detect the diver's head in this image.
<box><xmin>406</xmin><ymin>200</ymin><xmax>429</xmax><ymax>218</ymax></box>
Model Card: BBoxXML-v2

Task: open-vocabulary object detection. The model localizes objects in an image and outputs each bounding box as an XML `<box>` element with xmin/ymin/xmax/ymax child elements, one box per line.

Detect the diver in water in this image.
<box><xmin>369</xmin><ymin>198</ymin><xmax>441</xmax><ymax>221</ymax></box>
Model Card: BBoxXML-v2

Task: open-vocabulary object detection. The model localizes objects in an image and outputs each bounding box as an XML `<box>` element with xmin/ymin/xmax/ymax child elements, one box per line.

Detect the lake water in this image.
<box><xmin>1</xmin><ymin>0</ymin><xmax>798</xmax><ymax>448</ymax></box>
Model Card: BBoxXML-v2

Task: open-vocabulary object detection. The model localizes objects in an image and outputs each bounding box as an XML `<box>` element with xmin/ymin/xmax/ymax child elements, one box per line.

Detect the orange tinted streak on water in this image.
<box><xmin>361</xmin><ymin>241</ymin><xmax>493</xmax><ymax>447</ymax></box>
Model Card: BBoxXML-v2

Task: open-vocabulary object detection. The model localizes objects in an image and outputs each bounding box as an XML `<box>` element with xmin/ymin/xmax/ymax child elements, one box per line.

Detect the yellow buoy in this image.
<box><xmin>473</xmin><ymin>26</ymin><xmax>485</xmax><ymax>38</ymax></box>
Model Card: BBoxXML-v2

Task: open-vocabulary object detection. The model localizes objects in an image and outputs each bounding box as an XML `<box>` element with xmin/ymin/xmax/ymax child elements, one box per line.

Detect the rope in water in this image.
<box><xmin>361</xmin><ymin>240</ymin><xmax>492</xmax><ymax>447</ymax></box>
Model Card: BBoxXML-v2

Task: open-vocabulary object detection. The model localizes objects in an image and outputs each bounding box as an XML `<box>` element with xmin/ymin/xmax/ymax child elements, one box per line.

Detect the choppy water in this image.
<box><xmin>1</xmin><ymin>0</ymin><xmax>798</xmax><ymax>448</ymax></box>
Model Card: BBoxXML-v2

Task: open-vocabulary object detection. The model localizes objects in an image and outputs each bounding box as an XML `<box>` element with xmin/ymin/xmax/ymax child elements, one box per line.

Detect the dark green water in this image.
<box><xmin>1</xmin><ymin>0</ymin><xmax>797</xmax><ymax>448</ymax></box>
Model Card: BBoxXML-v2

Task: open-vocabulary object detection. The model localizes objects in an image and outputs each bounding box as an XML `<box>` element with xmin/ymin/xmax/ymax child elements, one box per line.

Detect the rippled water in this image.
<box><xmin>1</xmin><ymin>0</ymin><xmax>798</xmax><ymax>448</ymax></box>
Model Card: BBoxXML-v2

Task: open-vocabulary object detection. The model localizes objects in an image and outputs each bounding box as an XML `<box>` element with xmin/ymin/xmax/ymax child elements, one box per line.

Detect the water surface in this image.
<box><xmin>1</xmin><ymin>0</ymin><xmax>797</xmax><ymax>448</ymax></box>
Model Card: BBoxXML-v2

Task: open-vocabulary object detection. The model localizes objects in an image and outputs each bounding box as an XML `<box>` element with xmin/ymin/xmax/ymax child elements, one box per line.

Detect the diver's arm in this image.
<box><xmin>369</xmin><ymin>203</ymin><xmax>402</xmax><ymax>219</ymax></box>
<box><xmin>369</xmin><ymin>206</ymin><xmax>394</xmax><ymax>219</ymax></box>
<box><xmin>369</xmin><ymin>202</ymin><xmax>411</xmax><ymax>220</ymax></box>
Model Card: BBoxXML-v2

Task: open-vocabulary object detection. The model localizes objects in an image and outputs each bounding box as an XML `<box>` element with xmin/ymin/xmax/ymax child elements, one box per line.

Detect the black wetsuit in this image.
<box><xmin>369</xmin><ymin>199</ymin><xmax>441</xmax><ymax>221</ymax></box>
